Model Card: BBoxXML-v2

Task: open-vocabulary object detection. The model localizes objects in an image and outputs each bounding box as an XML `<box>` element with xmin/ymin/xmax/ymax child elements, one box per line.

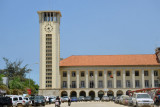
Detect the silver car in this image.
<box><xmin>101</xmin><ymin>96</ymin><xmax>109</xmax><ymax>102</ymax></box>
<box><xmin>94</xmin><ymin>97</ymin><xmax>100</xmax><ymax>101</ymax></box>
<box><xmin>62</xmin><ymin>96</ymin><xmax>69</xmax><ymax>102</ymax></box>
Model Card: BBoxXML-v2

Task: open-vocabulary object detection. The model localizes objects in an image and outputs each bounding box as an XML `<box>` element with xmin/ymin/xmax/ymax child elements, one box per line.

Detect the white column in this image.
<box><xmin>104</xmin><ymin>70</ymin><xmax>107</xmax><ymax>89</ymax></box>
<box><xmin>76</xmin><ymin>70</ymin><xmax>79</xmax><ymax>88</ymax></box>
<box><xmin>123</xmin><ymin>70</ymin><xmax>126</xmax><ymax>88</ymax></box>
<box><xmin>67</xmin><ymin>70</ymin><xmax>70</xmax><ymax>89</ymax></box>
<box><xmin>113</xmin><ymin>70</ymin><xmax>116</xmax><ymax>88</ymax></box>
<box><xmin>151</xmin><ymin>70</ymin><xmax>154</xmax><ymax>88</ymax></box>
<box><xmin>95</xmin><ymin>71</ymin><xmax>98</xmax><ymax>88</ymax></box>
<box><xmin>132</xmin><ymin>70</ymin><xmax>135</xmax><ymax>88</ymax></box>
<box><xmin>86</xmin><ymin>70</ymin><xmax>88</xmax><ymax>88</ymax></box>
<box><xmin>142</xmin><ymin>70</ymin><xmax>145</xmax><ymax>88</ymax></box>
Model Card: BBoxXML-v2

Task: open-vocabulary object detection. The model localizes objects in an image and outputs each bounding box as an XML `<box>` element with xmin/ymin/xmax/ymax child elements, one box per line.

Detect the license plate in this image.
<box><xmin>144</xmin><ymin>103</ymin><xmax>149</xmax><ymax>105</ymax></box>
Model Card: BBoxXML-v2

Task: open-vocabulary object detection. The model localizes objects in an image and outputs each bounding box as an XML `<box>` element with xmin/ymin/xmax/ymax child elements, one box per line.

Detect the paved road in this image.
<box><xmin>46</xmin><ymin>102</ymin><xmax>128</xmax><ymax>107</ymax></box>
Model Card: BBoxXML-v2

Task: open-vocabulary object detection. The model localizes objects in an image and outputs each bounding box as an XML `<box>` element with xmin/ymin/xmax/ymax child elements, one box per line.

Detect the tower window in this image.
<box><xmin>46</xmin><ymin>34</ymin><xmax>52</xmax><ymax>37</ymax></box>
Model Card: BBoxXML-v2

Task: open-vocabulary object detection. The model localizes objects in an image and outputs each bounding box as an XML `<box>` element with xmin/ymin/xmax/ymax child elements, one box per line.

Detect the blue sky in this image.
<box><xmin>0</xmin><ymin>0</ymin><xmax>160</xmax><ymax>84</ymax></box>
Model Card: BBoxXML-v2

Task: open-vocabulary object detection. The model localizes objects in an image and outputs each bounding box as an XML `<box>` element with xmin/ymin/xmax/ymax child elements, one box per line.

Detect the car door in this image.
<box><xmin>132</xmin><ymin>94</ymin><xmax>136</xmax><ymax>106</ymax></box>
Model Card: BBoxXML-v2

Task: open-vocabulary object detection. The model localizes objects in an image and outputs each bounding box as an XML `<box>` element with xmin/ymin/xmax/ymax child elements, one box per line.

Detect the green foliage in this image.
<box><xmin>0</xmin><ymin>57</ymin><xmax>31</xmax><ymax>81</ymax></box>
<box><xmin>0</xmin><ymin>74</ymin><xmax>5</xmax><ymax>84</ymax></box>
<box><xmin>9</xmin><ymin>76</ymin><xmax>24</xmax><ymax>90</ymax></box>
<box><xmin>0</xmin><ymin>57</ymin><xmax>39</xmax><ymax>95</ymax></box>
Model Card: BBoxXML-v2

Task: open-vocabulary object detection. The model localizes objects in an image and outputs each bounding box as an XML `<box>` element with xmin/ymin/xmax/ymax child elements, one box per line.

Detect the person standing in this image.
<box><xmin>68</xmin><ymin>97</ymin><xmax>71</xmax><ymax>106</ymax></box>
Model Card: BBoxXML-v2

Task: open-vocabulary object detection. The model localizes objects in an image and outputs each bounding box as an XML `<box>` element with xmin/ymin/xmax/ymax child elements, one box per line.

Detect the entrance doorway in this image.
<box><xmin>98</xmin><ymin>91</ymin><xmax>104</xmax><ymax>99</ymax></box>
<box><xmin>107</xmin><ymin>90</ymin><xmax>114</xmax><ymax>97</ymax></box>
<box><xmin>61</xmin><ymin>91</ymin><xmax>68</xmax><ymax>97</ymax></box>
<box><xmin>79</xmin><ymin>91</ymin><xmax>86</xmax><ymax>97</ymax></box>
<box><xmin>89</xmin><ymin>91</ymin><xmax>95</xmax><ymax>100</ymax></box>
<box><xmin>116</xmin><ymin>90</ymin><xmax>123</xmax><ymax>97</ymax></box>
<box><xmin>70</xmin><ymin>91</ymin><xmax>77</xmax><ymax>97</ymax></box>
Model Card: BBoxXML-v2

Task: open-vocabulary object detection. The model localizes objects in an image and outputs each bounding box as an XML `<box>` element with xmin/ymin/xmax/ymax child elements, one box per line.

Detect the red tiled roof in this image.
<box><xmin>60</xmin><ymin>54</ymin><xmax>160</xmax><ymax>66</ymax></box>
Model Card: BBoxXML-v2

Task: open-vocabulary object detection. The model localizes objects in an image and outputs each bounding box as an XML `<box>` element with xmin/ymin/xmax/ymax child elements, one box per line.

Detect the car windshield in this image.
<box><xmin>103</xmin><ymin>96</ymin><xmax>108</xmax><ymax>98</ymax></box>
<box><xmin>30</xmin><ymin>96</ymin><xmax>35</xmax><ymax>100</ymax></box>
<box><xmin>137</xmin><ymin>94</ymin><xmax>150</xmax><ymax>98</ymax></box>
<box><xmin>63</xmin><ymin>96</ymin><xmax>68</xmax><ymax>98</ymax></box>
<box><xmin>72</xmin><ymin>97</ymin><xmax>76</xmax><ymax>99</ymax></box>
<box><xmin>128</xmin><ymin>97</ymin><xmax>132</xmax><ymax>100</ymax></box>
<box><xmin>24</xmin><ymin>98</ymin><xmax>28</xmax><ymax>100</ymax></box>
<box><xmin>13</xmin><ymin>98</ymin><xmax>18</xmax><ymax>101</ymax></box>
<box><xmin>79</xmin><ymin>96</ymin><xmax>84</xmax><ymax>98</ymax></box>
<box><xmin>35</xmin><ymin>96</ymin><xmax>43</xmax><ymax>99</ymax></box>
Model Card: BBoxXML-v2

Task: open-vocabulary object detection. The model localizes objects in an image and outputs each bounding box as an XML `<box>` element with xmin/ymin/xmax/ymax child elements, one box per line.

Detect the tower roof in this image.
<box><xmin>37</xmin><ymin>10</ymin><xmax>62</xmax><ymax>17</ymax></box>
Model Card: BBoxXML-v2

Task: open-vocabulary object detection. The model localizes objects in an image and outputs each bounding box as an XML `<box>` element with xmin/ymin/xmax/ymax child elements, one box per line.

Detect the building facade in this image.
<box><xmin>38</xmin><ymin>11</ymin><xmax>160</xmax><ymax>98</ymax></box>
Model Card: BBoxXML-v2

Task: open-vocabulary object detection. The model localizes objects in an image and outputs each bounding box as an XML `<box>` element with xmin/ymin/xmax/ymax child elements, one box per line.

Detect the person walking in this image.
<box><xmin>68</xmin><ymin>97</ymin><xmax>71</xmax><ymax>106</ymax></box>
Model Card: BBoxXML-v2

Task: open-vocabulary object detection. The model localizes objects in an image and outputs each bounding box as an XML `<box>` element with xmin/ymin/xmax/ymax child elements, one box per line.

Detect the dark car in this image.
<box><xmin>85</xmin><ymin>96</ymin><xmax>91</xmax><ymax>101</ymax></box>
<box><xmin>34</xmin><ymin>95</ymin><xmax>46</xmax><ymax>106</ymax></box>
<box><xmin>0</xmin><ymin>96</ymin><xmax>12</xmax><ymax>107</ymax></box>
<box><xmin>71</xmin><ymin>97</ymin><xmax>78</xmax><ymax>102</ymax></box>
<box><xmin>29</xmin><ymin>96</ymin><xmax>35</xmax><ymax>106</ymax></box>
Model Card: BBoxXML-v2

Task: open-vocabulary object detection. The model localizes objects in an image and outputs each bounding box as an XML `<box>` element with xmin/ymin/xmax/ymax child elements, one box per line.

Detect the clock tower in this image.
<box><xmin>37</xmin><ymin>11</ymin><xmax>61</xmax><ymax>96</ymax></box>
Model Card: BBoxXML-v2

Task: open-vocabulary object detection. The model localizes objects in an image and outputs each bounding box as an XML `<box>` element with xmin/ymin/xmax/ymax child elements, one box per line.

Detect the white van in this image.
<box><xmin>132</xmin><ymin>93</ymin><xmax>154</xmax><ymax>107</ymax></box>
<box><xmin>10</xmin><ymin>96</ymin><xmax>18</xmax><ymax>107</ymax></box>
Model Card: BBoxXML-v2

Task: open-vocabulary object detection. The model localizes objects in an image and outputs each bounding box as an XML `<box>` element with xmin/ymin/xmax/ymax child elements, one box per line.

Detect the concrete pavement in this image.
<box><xmin>46</xmin><ymin>102</ymin><xmax>127</xmax><ymax>107</ymax></box>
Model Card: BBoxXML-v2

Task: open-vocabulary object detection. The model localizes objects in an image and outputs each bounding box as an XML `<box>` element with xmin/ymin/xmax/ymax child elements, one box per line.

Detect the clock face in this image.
<box><xmin>44</xmin><ymin>23</ymin><xmax>53</xmax><ymax>33</ymax></box>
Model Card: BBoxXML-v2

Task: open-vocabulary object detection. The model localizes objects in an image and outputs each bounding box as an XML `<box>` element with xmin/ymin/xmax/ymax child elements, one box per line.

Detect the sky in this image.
<box><xmin>0</xmin><ymin>0</ymin><xmax>160</xmax><ymax>84</ymax></box>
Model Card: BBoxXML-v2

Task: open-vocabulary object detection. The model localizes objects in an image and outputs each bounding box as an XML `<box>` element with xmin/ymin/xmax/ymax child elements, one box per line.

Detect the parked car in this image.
<box><xmin>24</xmin><ymin>97</ymin><xmax>31</xmax><ymax>106</ymax></box>
<box><xmin>29</xmin><ymin>96</ymin><xmax>35</xmax><ymax>106</ymax></box>
<box><xmin>109</xmin><ymin>96</ymin><xmax>114</xmax><ymax>101</ymax></box>
<box><xmin>101</xmin><ymin>96</ymin><xmax>109</xmax><ymax>102</ymax></box>
<box><xmin>122</xmin><ymin>95</ymin><xmax>129</xmax><ymax>105</ymax></box>
<box><xmin>62</xmin><ymin>96</ymin><xmax>69</xmax><ymax>102</ymax></box>
<box><xmin>34</xmin><ymin>95</ymin><xmax>46</xmax><ymax>106</ymax></box>
<box><xmin>17</xmin><ymin>96</ymin><xmax>29</xmax><ymax>107</ymax></box>
<box><xmin>71</xmin><ymin>97</ymin><xmax>78</xmax><ymax>102</ymax></box>
<box><xmin>127</xmin><ymin>97</ymin><xmax>133</xmax><ymax>106</ymax></box>
<box><xmin>78</xmin><ymin>96</ymin><xmax>85</xmax><ymax>101</ymax></box>
<box><xmin>113</xmin><ymin>97</ymin><xmax>116</xmax><ymax>101</ymax></box>
<box><xmin>49</xmin><ymin>96</ymin><xmax>56</xmax><ymax>104</ymax></box>
<box><xmin>0</xmin><ymin>96</ymin><xmax>12</xmax><ymax>107</ymax></box>
<box><xmin>132</xmin><ymin>93</ymin><xmax>154</xmax><ymax>107</ymax></box>
<box><xmin>45</xmin><ymin>96</ymin><xmax>50</xmax><ymax>104</ymax></box>
<box><xmin>115</xmin><ymin>96</ymin><xmax>120</xmax><ymax>103</ymax></box>
<box><xmin>10</xmin><ymin>96</ymin><xmax>18</xmax><ymax>107</ymax></box>
<box><xmin>119</xmin><ymin>95</ymin><xmax>128</xmax><ymax>104</ymax></box>
<box><xmin>94</xmin><ymin>97</ymin><xmax>100</xmax><ymax>101</ymax></box>
<box><xmin>85</xmin><ymin>96</ymin><xmax>92</xmax><ymax>101</ymax></box>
